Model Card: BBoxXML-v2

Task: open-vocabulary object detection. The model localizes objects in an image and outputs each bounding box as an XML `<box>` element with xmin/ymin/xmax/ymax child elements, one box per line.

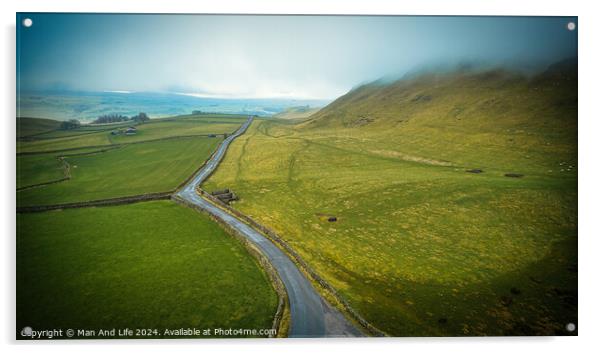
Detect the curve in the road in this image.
<box><xmin>176</xmin><ymin>117</ymin><xmax>362</xmax><ymax>338</ymax></box>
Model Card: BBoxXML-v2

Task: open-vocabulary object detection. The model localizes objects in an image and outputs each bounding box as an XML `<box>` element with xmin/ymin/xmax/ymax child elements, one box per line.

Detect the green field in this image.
<box><xmin>17</xmin><ymin>137</ymin><xmax>220</xmax><ymax>206</ymax></box>
<box><xmin>15</xmin><ymin>114</ymin><xmax>251</xmax><ymax>206</ymax></box>
<box><xmin>17</xmin><ymin>130</ymin><xmax>113</xmax><ymax>153</ymax></box>
<box><xmin>17</xmin><ymin>114</ymin><xmax>246</xmax><ymax>153</ymax></box>
<box><xmin>27</xmin><ymin>123</ymin><xmax>130</xmax><ymax>139</ymax></box>
<box><xmin>204</xmin><ymin>63</ymin><xmax>577</xmax><ymax>336</ymax></box>
<box><xmin>17</xmin><ymin>154</ymin><xmax>66</xmax><ymax>190</ymax></box>
<box><xmin>17</xmin><ymin>201</ymin><xmax>278</xmax><ymax>337</ymax></box>
<box><xmin>111</xmin><ymin>120</ymin><xmax>242</xmax><ymax>143</ymax></box>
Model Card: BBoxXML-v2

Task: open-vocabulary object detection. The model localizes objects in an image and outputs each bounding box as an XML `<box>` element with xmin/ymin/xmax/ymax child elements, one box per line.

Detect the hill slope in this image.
<box><xmin>17</xmin><ymin>117</ymin><xmax>61</xmax><ymax>138</ymax></box>
<box><xmin>272</xmin><ymin>106</ymin><xmax>322</xmax><ymax>120</ymax></box>
<box><xmin>204</xmin><ymin>60</ymin><xmax>577</xmax><ymax>336</ymax></box>
<box><xmin>300</xmin><ymin>59</ymin><xmax>577</xmax><ymax>174</ymax></box>
<box><xmin>304</xmin><ymin>59</ymin><xmax>576</xmax><ymax>131</ymax></box>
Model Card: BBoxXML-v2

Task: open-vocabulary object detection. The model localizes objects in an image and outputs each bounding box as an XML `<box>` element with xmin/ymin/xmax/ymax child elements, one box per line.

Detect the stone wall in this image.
<box><xmin>17</xmin><ymin>192</ymin><xmax>172</xmax><ymax>213</ymax></box>
<box><xmin>171</xmin><ymin>195</ymin><xmax>288</xmax><ymax>338</ymax></box>
<box><xmin>197</xmin><ymin>189</ymin><xmax>387</xmax><ymax>337</ymax></box>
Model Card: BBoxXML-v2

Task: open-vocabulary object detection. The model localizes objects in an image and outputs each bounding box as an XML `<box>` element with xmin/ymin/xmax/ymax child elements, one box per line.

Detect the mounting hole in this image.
<box><xmin>22</xmin><ymin>18</ymin><xmax>33</xmax><ymax>28</ymax></box>
<box><xmin>567</xmin><ymin>22</ymin><xmax>576</xmax><ymax>31</ymax></box>
<box><xmin>566</xmin><ymin>322</ymin><xmax>576</xmax><ymax>332</ymax></box>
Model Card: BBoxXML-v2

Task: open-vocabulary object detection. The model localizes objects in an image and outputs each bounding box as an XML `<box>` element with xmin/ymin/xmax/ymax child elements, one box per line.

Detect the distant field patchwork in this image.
<box><xmin>16</xmin><ymin>114</ymin><xmax>248</xmax><ymax>206</ymax></box>
<box><xmin>17</xmin><ymin>114</ymin><xmax>246</xmax><ymax>153</ymax></box>
<box><xmin>108</xmin><ymin>117</ymin><xmax>246</xmax><ymax>144</ymax></box>
<box><xmin>17</xmin><ymin>136</ymin><xmax>220</xmax><ymax>206</ymax></box>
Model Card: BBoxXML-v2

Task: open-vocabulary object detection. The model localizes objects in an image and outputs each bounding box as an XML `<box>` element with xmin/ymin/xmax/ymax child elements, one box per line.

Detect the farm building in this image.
<box><xmin>211</xmin><ymin>189</ymin><xmax>238</xmax><ymax>204</ymax></box>
<box><xmin>211</xmin><ymin>189</ymin><xmax>230</xmax><ymax>195</ymax></box>
<box><xmin>125</xmin><ymin>127</ymin><xmax>137</xmax><ymax>135</ymax></box>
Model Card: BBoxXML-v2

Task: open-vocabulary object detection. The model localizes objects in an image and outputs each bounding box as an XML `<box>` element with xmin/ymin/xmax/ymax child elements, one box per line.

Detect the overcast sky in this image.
<box><xmin>17</xmin><ymin>14</ymin><xmax>577</xmax><ymax>99</ymax></box>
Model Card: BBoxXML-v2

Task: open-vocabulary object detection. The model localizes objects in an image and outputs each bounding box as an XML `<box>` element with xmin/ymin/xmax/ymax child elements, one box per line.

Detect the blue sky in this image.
<box><xmin>17</xmin><ymin>14</ymin><xmax>577</xmax><ymax>99</ymax></box>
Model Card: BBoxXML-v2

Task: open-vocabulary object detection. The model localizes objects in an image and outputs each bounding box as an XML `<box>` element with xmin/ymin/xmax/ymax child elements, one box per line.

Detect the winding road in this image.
<box><xmin>176</xmin><ymin>117</ymin><xmax>362</xmax><ymax>337</ymax></box>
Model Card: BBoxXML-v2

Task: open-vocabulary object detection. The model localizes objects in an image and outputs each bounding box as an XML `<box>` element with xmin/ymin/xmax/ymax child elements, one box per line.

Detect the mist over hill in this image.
<box><xmin>302</xmin><ymin>58</ymin><xmax>577</xmax><ymax>133</ymax></box>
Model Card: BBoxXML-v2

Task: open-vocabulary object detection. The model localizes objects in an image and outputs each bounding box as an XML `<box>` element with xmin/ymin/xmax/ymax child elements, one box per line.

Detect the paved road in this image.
<box><xmin>176</xmin><ymin>117</ymin><xmax>362</xmax><ymax>337</ymax></box>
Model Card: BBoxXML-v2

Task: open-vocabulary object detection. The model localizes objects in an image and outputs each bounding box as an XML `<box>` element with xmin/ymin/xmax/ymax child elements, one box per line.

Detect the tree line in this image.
<box><xmin>59</xmin><ymin>113</ymin><xmax>150</xmax><ymax>130</ymax></box>
<box><xmin>92</xmin><ymin>112</ymin><xmax>150</xmax><ymax>124</ymax></box>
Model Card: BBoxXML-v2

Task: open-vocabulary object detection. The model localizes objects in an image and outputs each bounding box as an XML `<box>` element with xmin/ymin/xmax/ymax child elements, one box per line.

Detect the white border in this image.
<box><xmin>0</xmin><ymin>0</ymin><xmax>587</xmax><ymax>16</ymax></box>
<box><xmin>2</xmin><ymin>1</ymin><xmax>601</xmax><ymax>353</ymax></box>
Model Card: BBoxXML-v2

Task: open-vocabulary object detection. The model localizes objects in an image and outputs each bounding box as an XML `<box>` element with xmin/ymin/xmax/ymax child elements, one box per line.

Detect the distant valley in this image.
<box><xmin>17</xmin><ymin>91</ymin><xmax>328</xmax><ymax>122</ymax></box>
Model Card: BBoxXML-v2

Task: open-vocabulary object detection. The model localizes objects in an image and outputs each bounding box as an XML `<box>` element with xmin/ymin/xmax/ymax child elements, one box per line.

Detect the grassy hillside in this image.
<box><xmin>272</xmin><ymin>106</ymin><xmax>321</xmax><ymax>121</ymax></box>
<box><xmin>300</xmin><ymin>61</ymin><xmax>577</xmax><ymax>175</ymax></box>
<box><xmin>17</xmin><ymin>117</ymin><xmax>61</xmax><ymax>138</ymax></box>
<box><xmin>203</xmin><ymin>61</ymin><xmax>577</xmax><ymax>336</ymax></box>
<box><xmin>17</xmin><ymin>201</ymin><xmax>278</xmax><ymax>338</ymax></box>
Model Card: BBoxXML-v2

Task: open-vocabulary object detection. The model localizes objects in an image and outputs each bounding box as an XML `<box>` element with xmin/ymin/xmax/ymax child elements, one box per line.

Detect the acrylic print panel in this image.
<box><xmin>16</xmin><ymin>13</ymin><xmax>577</xmax><ymax>339</ymax></box>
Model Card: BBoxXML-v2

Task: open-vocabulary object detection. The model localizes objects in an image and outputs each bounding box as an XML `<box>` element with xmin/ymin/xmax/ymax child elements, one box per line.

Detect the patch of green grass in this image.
<box><xmin>17</xmin><ymin>154</ymin><xmax>66</xmax><ymax>189</ymax></box>
<box><xmin>17</xmin><ymin>137</ymin><xmax>220</xmax><ymax>206</ymax></box>
<box><xmin>204</xmin><ymin>66</ymin><xmax>577</xmax><ymax>336</ymax></box>
<box><xmin>16</xmin><ymin>201</ymin><xmax>278</xmax><ymax>337</ymax></box>
<box><xmin>17</xmin><ymin>130</ymin><xmax>112</xmax><ymax>153</ymax></box>
<box><xmin>31</xmin><ymin>127</ymin><xmax>118</xmax><ymax>139</ymax></box>
<box><xmin>109</xmin><ymin>120</ymin><xmax>241</xmax><ymax>144</ymax></box>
